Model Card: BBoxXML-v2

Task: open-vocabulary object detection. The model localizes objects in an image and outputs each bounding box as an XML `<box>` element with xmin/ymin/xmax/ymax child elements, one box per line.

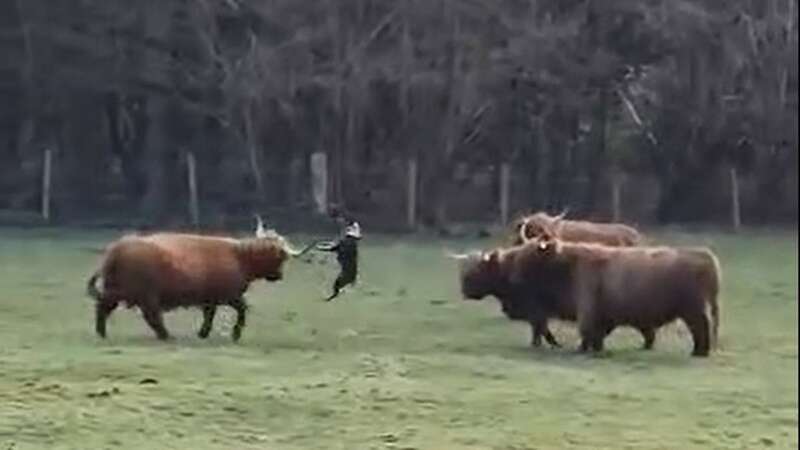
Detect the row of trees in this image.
<box><xmin>0</xmin><ymin>0</ymin><xmax>797</xmax><ymax>229</ymax></box>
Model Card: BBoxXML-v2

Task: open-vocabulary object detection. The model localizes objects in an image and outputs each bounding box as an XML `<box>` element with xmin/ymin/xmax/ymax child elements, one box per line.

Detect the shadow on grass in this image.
<box><xmin>455</xmin><ymin>340</ymin><xmax>711</xmax><ymax>369</ymax></box>
<box><xmin>89</xmin><ymin>328</ymin><xmax>712</xmax><ymax>371</ymax></box>
<box><xmin>92</xmin><ymin>334</ymin><xmax>247</xmax><ymax>350</ymax></box>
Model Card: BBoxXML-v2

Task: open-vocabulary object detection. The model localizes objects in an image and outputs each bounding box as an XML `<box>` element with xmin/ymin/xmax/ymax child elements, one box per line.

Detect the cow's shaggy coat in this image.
<box><xmin>510</xmin><ymin>211</ymin><xmax>642</xmax><ymax>247</ymax></box>
<box><xmin>458</xmin><ymin>237</ymin><xmax>721</xmax><ymax>356</ymax></box>
<box><xmin>86</xmin><ymin>228</ymin><xmax>314</xmax><ymax>341</ymax></box>
<box><xmin>493</xmin><ymin>211</ymin><xmax>644</xmax><ymax>348</ymax></box>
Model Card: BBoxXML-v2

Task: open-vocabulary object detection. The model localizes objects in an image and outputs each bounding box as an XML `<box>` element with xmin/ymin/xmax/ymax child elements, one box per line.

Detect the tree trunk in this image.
<box><xmin>140</xmin><ymin>96</ymin><xmax>169</xmax><ymax>222</ymax></box>
<box><xmin>328</xmin><ymin>0</ymin><xmax>344</xmax><ymax>208</ymax></box>
<box><xmin>11</xmin><ymin>0</ymin><xmax>33</xmax><ymax>175</ymax></box>
<box><xmin>535</xmin><ymin>117</ymin><xmax>550</xmax><ymax>208</ymax></box>
<box><xmin>242</xmin><ymin>104</ymin><xmax>265</xmax><ymax>200</ymax></box>
<box><xmin>587</xmin><ymin>89</ymin><xmax>608</xmax><ymax>213</ymax></box>
<box><xmin>401</xmin><ymin>2</ymin><xmax>415</xmax><ymax>228</ymax></box>
<box><xmin>434</xmin><ymin>6</ymin><xmax>462</xmax><ymax>229</ymax></box>
<box><xmin>105</xmin><ymin>93</ymin><xmax>144</xmax><ymax>203</ymax></box>
<box><xmin>138</xmin><ymin>1</ymin><xmax>173</xmax><ymax>223</ymax></box>
<box><xmin>14</xmin><ymin>116</ymin><xmax>33</xmax><ymax>170</ymax></box>
<box><xmin>186</xmin><ymin>151</ymin><xmax>199</xmax><ymax>226</ymax></box>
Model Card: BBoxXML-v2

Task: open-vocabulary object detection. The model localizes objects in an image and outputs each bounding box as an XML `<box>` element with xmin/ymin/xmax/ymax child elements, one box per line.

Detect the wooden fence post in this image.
<box><xmin>41</xmin><ymin>148</ymin><xmax>52</xmax><ymax>222</ymax></box>
<box><xmin>499</xmin><ymin>162</ymin><xmax>511</xmax><ymax>225</ymax></box>
<box><xmin>729</xmin><ymin>166</ymin><xmax>741</xmax><ymax>232</ymax></box>
<box><xmin>186</xmin><ymin>151</ymin><xmax>199</xmax><ymax>226</ymax></box>
<box><xmin>407</xmin><ymin>158</ymin><xmax>418</xmax><ymax>229</ymax></box>
<box><xmin>310</xmin><ymin>152</ymin><xmax>328</xmax><ymax>215</ymax></box>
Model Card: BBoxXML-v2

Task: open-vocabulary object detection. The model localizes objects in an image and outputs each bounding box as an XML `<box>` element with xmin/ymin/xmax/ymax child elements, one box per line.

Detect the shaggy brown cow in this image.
<box><xmin>510</xmin><ymin>211</ymin><xmax>642</xmax><ymax>247</ymax></box>
<box><xmin>493</xmin><ymin>211</ymin><xmax>643</xmax><ymax>348</ymax></box>
<box><xmin>457</xmin><ymin>235</ymin><xmax>721</xmax><ymax>357</ymax></box>
<box><xmin>86</xmin><ymin>218</ymin><xmax>316</xmax><ymax>341</ymax></box>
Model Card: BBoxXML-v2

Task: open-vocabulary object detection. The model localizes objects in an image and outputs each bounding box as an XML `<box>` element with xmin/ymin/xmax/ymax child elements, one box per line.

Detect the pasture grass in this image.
<box><xmin>0</xmin><ymin>227</ymin><xmax>796</xmax><ymax>450</ymax></box>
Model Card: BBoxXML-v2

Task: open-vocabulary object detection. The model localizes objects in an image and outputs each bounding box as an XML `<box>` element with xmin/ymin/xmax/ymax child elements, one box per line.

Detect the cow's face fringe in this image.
<box><xmin>236</xmin><ymin>238</ymin><xmax>290</xmax><ymax>281</ymax></box>
<box><xmin>459</xmin><ymin>250</ymin><xmax>502</xmax><ymax>300</ymax></box>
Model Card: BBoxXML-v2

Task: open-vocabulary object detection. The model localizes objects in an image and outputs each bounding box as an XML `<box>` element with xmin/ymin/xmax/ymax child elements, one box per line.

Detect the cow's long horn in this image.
<box><xmin>444</xmin><ymin>250</ymin><xmax>471</xmax><ymax>260</ymax></box>
<box><xmin>254</xmin><ymin>214</ymin><xmax>267</xmax><ymax>238</ymax></box>
<box><xmin>518</xmin><ymin>218</ymin><xmax>531</xmax><ymax>242</ymax></box>
<box><xmin>553</xmin><ymin>208</ymin><xmax>569</xmax><ymax>221</ymax></box>
<box><xmin>286</xmin><ymin>239</ymin><xmax>322</xmax><ymax>257</ymax></box>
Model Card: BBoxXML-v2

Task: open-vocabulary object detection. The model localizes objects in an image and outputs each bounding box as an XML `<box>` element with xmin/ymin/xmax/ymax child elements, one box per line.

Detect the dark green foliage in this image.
<box><xmin>0</xmin><ymin>0</ymin><xmax>796</xmax><ymax>226</ymax></box>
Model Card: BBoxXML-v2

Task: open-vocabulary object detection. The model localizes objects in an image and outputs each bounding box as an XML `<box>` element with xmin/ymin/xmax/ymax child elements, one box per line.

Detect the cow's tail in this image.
<box><xmin>86</xmin><ymin>271</ymin><xmax>103</xmax><ymax>301</ymax></box>
<box><xmin>706</xmin><ymin>251</ymin><xmax>722</xmax><ymax>349</ymax></box>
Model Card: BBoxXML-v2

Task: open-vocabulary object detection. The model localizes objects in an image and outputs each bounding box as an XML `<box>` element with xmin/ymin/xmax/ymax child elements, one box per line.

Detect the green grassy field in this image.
<box><xmin>0</xmin><ymin>228</ymin><xmax>797</xmax><ymax>450</ymax></box>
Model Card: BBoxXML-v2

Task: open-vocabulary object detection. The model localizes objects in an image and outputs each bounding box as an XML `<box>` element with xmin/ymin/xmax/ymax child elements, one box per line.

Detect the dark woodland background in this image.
<box><xmin>0</xmin><ymin>0</ymin><xmax>797</xmax><ymax>231</ymax></box>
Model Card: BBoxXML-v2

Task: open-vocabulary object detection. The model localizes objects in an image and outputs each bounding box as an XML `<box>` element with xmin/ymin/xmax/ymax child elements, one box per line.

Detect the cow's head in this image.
<box><xmin>247</xmin><ymin>215</ymin><xmax>320</xmax><ymax>281</ymax></box>
<box><xmin>449</xmin><ymin>250</ymin><xmax>503</xmax><ymax>301</ymax></box>
<box><xmin>520</xmin><ymin>210</ymin><xmax>567</xmax><ymax>243</ymax></box>
<box><xmin>507</xmin><ymin>213</ymin><xmax>531</xmax><ymax>245</ymax></box>
<box><xmin>529</xmin><ymin>221</ymin><xmax>563</xmax><ymax>256</ymax></box>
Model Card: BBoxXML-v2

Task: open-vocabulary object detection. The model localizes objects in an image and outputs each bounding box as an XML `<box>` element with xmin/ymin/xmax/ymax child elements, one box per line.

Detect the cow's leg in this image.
<box><xmin>543</xmin><ymin>329</ymin><xmax>560</xmax><ymax>348</ymax></box>
<box><xmin>639</xmin><ymin>327</ymin><xmax>656</xmax><ymax>350</ymax></box>
<box><xmin>95</xmin><ymin>300</ymin><xmax>118</xmax><ymax>338</ymax></box>
<box><xmin>529</xmin><ymin>321</ymin><xmax>543</xmax><ymax>348</ymax></box>
<box><xmin>197</xmin><ymin>304</ymin><xmax>217</xmax><ymax>339</ymax></box>
<box><xmin>682</xmin><ymin>310</ymin><xmax>710</xmax><ymax>357</ymax></box>
<box><xmin>591</xmin><ymin>325</ymin><xmax>609</xmax><ymax>352</ymax></box>
<box><xmin>577</xmin><ymin>321</ymin><xmax>608</xmax><ymax>353</ymax></box>
<box><xmin>229</xmin><ymin>297</ymin><xmax>248</xmax><ymax>342</ymax></box>
<box><xmin>578</xmin><ymin>326</ymin><xmax>604</xmax><ymax>353</ymax></box>
<box><xmin>140</xmin><ymin>303</ymin><xmax>170</xmax><ymax>340</ymax></box>
<box><xmin>589</xmin><ymin>323</ymin><xmax>614</xmax><ymax>352</ymax></box>
<box><xmin>531</xmin><ymin>319</ymin><xmax>560</xmax><ymax>348</ymax></box>
<box><xmin>577</xmin><ymin>305</ymin><xmax>601</xmax><ymax>353</ymax></box>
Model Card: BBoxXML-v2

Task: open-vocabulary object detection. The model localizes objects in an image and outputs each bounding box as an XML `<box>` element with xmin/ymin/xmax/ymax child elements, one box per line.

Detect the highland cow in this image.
<box><xmin>85</xmin><ymin>217</ymin><xmax>316</xmax><ymax>341</ymax></box>
<box><xmin>510</xmin><ymin>211</ymin><xmax>642</xmax><ymax>247</ymax></box>
<box><xmin>491</xmin><ymin>210</ymin><xmax>643</xmax><ymax>348</ymax></box>
<box><xmin>456</xmin><ymin>235</ymin><xmax>721</xmax><ymax>357</ymax></box>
